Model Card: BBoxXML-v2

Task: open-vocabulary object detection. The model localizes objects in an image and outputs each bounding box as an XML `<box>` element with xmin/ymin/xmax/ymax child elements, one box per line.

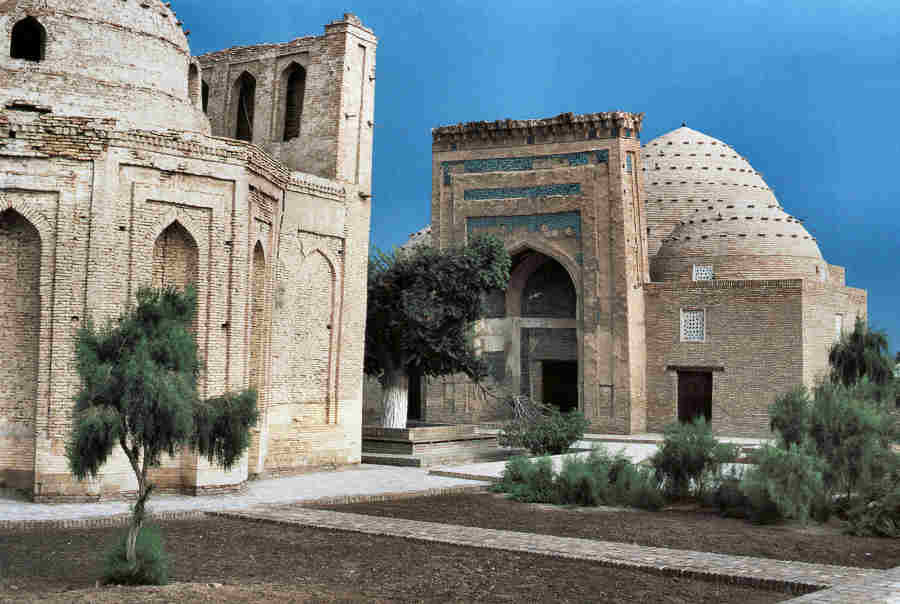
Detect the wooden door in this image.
<box><xmin>677</xmin><ymin>371</ymin><xmax>712</xmax><ymax>424</ymax></box>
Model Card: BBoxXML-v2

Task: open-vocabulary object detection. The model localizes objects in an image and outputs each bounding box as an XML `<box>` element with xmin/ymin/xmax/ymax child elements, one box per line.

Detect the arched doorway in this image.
<box><xmin>506</xmin><ymin>249</ymin><xmax>579</xmax><ymax>412</ymax></box>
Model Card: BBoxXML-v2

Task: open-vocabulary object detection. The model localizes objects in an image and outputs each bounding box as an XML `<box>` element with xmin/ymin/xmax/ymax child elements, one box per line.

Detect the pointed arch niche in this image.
<box><xmin>10</xmin><ymin>16</ymin><xmax>46</xmax><ymax>62</ymax></box>
<box><xmin>280</xmin><ymin>62</ymin><xmax>306</xmax><ymax>141</ymax></box>
<box><xmin>0</xmin><ymin>208</ymin><xmax>41</xmax><ymax>485</ymax></box>
<box><xmin>232</xmin><ymin>71</ymin><xmax>256</xmax><ymax>142</ymax></box>
<box><xmin>271</xmin><ymin>247</ymin><xmax>338</xmax><ymax>425</ymax></box>
<box><xmin>505</xmin><ymin>247</ymin><xmax>580</xmax><ymax>413</ymax></box>
<box><xmin>152</xmin><ymin>220</ymin><xmax>199</xmax><ymax>291</ymax></box>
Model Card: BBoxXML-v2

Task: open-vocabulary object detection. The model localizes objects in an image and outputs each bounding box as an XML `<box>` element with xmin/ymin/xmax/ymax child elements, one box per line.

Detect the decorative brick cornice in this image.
<box><xmin>432</xmin><ymin>111</ymin><xmax>644</xmax><ymax>144</ymax></box>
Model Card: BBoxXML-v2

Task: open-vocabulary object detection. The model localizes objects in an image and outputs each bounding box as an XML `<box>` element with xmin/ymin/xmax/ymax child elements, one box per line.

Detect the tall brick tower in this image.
<box><xmin>197</xmin><ymin>14</ymin><xmax>377</xmax><ymax>192</ymax></box>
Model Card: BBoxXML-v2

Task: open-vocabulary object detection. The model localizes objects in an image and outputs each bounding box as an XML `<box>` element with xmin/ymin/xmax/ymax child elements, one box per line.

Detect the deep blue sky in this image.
<box><xmin>176</xmin><ymin>0</ymin><xmax>900</xmax><ymax>354</ymax></box>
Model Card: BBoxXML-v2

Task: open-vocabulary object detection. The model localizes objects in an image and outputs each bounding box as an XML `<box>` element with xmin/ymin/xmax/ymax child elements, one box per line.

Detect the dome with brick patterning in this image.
<box><xmin>1</xmin><ymin>0</ymin><xmax>208</xmax><ymax>132</ymax></box>
<box><xmin>642</xmin><ymin>126</ymin><xmax>780</xmax><ymax>258</ymax></box>
<box><xmin>644</xmin><ymin>126</ymin><xmax>828</xmax><ymax>282</ymax></box>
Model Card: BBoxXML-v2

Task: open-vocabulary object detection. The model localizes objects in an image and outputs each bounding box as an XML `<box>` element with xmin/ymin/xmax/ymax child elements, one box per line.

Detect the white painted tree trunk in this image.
<box><xmin>381</xmin><ymin>369</ymin><xmax>409</xmax><ymax>429</ymax></box>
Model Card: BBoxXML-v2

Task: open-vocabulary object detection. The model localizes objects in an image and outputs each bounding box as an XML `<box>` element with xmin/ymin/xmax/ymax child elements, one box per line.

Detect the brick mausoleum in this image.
<box><xmin>366</xmin><ymin>116</ymin><xmax>866</xmax><ymax>437</ymax></box>
<box><xmin>1</xmin><ymin>1</ymin><xmax>376</xmax><ymax>500</ymax></box>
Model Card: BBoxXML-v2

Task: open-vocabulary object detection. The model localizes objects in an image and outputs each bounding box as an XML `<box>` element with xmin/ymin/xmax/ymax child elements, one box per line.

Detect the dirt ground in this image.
<box><xmin>314</xmin><ymin>492</ymin><xmax>900</xmax><ymax>569</ymax></box>
<box><xmin>0</xmin><ymin>516</ymin><xmax>790</xmax><ymax>603</ymax></box>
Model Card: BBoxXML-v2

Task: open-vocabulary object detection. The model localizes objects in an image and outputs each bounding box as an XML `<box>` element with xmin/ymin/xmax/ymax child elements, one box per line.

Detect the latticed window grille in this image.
<box><xmin>625</xmin><ymin>153</ymin><xmax>634</xmax><ymax>173</ymax></box>
<box><xmin>834</xmin><ymin>314</ymin><xmax>843</xmax><ymax>342</ymax></box>
<box><xmin>681</xmin><ymin>309</ymin><xmax>705</xmax><ymax>342</ymax></box>
<box><xmin>692</xmin><ymin>265</ymin><xmax>713</xmax><ymax>281</ymax></box>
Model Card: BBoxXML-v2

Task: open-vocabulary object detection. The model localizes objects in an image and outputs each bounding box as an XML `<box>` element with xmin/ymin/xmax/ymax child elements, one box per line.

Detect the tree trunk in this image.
<box><xmin>381</xmin><ymin>369</ymin><xmax>409</xmax><ymax>429</ymax></box>
<box><xmin>126</xmin><ymin>477</ymin><xmax>153</xmax><ymax>563</ymax></box>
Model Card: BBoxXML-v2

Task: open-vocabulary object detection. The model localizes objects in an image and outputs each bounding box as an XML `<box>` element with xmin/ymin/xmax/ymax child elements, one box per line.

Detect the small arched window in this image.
<box><xmin>282</xmin><ymin>63</ymin><xmax>306</xmax><ymax>141</ymax></box>
<box><xmin>233</xmin><ymin>72</ymin><xmax>256</xmax><ymax>142</ymax></box>
<box><xmin>201</xmin><ymin>80</ymin><xmax>210</xmax><ymax>114</ymax></box>
<box><xmin>188</xmin><ymin>64</ymin><xmax>200</xmax><ymax>107</ymax></box>
<box><xmin>10</xmin><ymin>16</ymin><xmax>46</xmax><ymax>62</ymax></box>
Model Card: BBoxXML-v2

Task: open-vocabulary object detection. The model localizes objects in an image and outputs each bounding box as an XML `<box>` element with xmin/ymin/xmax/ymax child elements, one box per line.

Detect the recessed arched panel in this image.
<box><xmin>188</xmin><ymin>64</ymin><xmax>200</xmax><ymax>107</ymax></box>
<box><xmin>233</xmin><ymin>71</ymin><xmax>256</xmax><ymax>142</ymax></box>
<box><xmin>522</xmin><ymin>257</ymin><xmax>576</xmax><ymax>318</ymax></box>
<box><xmin>0</xmin><ymin>208</ymin><xmax>41</xmax><ymax>483</ymax></box>
<box><xmin>249</xmin><ymin>241</ymin><xmax>267</xmax><ymax>394</ymax></box>
<box><xmin>281</xmin><ymin>63</ymin><xmax>306</xmax><ymax>141</ymax></box>
<box><xmin>152</xmin><ymin>220</ymin><xmax>199</xmax><ymax>291</ymax></box>
<box><xmin>10</xmin><ymin>17</ymin><xmax>46</xmax><ymax>62</ymax></box>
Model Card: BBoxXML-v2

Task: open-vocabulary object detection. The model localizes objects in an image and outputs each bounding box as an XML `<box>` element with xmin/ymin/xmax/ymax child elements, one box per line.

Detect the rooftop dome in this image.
<box><xmin>642</xmin><ymin>126</ymin><xmax>779</xmax><ymax>258</ymax></box>
<box><xmin>653</xmin><ymin>200</ymin><xmax>826</xmax><ymax>282</ymax></box>
<box><xmin>1</xmin><ymin>0</ymin><xmax>208</xmax><ymax>132</ymax></box>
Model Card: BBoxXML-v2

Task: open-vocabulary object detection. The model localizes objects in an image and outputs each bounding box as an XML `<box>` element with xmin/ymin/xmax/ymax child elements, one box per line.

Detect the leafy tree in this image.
<box><xmin>365</xmin><ymin>235</ymin><xmax>510</xmax><ymax>428</ymax></box>
<box><xmin>67</xmin><ymin>286</ymin><xmax>259</xmax><ymax>571</ymax></box>
<box><xmin>829</xmin><ymin>316</ymin><xmax>893</xmax><ymax>387</ymax></box>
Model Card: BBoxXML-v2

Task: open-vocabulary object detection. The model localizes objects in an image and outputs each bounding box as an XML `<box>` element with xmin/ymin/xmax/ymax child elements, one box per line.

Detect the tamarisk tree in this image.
<box><xmin>365</xmin><ymin>235</ymin><xmax>510</xmax><ymax>428</ymax></box>
<box><xmin>66</xmin><ymin>286</ymin><xmax>258</xmax><ymax>565</ymax></box>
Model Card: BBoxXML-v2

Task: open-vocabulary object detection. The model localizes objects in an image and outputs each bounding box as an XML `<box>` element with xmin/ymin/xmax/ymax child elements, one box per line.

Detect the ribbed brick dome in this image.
<box><xmin>1</xmin><ymin>0</ymin><xmax>208</xmax><ymax>132</ymax></box>
<box><xmin>653</xmin><ymin>201</ymin><xmax>826</xmax><ymax>281</ymax></box>
<box><xmin>642</xmin><ymin>126</ymin><xmax>779</xmax><ymax>258</ymax></box>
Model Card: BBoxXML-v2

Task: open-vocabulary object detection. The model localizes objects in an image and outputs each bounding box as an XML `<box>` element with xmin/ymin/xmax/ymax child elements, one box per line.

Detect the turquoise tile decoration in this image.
<box><xmin>467</xmin><ymin>211</ymin><xmax>581</xmax><ymax>240</ymax></box>
<box><xmin>575</xmin><ymin>252</ymin><xmax>584</xmax><ymax>265</ymax></box>
<box><xmin>464</xmin><ymin>183</ymin><xmax>581</xmax><ymax>201</ymax></box>
<box><xmin>442</xmin><ymin>150</ymin><xmax>608</xmax><ymax>185</ymax></box>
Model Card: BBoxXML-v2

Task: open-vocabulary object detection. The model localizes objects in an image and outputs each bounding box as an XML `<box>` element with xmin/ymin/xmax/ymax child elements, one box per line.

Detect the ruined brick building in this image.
<box><xmin>366</xmin><ymin>114</ymin><xmax>865</xmax><ymax>437</ymax></box>
<box><xmin>1</xmin><ymin>1</ymin><xmax>375</xmax><ymax>500</ymax></box>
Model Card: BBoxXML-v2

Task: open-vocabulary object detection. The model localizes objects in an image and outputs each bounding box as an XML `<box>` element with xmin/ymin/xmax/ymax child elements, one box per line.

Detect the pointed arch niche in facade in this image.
<box><xmin>506</xmin><ymin>248</ymin><xmax>577</xmax><ymax>319</ymax></box>
<box><xmin>0</xmin><ymin>208</ymin><xmax>41</xmax><ymax>484</ymax></box>
<box><xmin>281</xmin><ymin>62</ymin><xmax>306</xmax><ymax>141</ymax></box>
<box><xmin>232</xmin><ymin>71</ymin><xmax>256</xmax><ymax>142</ymax></box>
<box><xmin>152</xmin><ymin>220</ymin><xmax>199</xmax><ymax>291</ymax></box>
<box><xmin>10</xmin><ymin>16</ymin><xmax>46</xmax><ymax>62</ymax></box>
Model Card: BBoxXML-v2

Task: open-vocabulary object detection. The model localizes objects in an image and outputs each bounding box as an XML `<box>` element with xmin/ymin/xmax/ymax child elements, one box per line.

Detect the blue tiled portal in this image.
<box><xmin>467</xmin><ymin>211</ymin><xmax>581</xmax><ymax>240</ymax></box>
<box><xmin>442</xmin><ymin>150</ymin><xmax>609</xmax><ymax>185</ymax></box>
<box><xmin>464</xmin><ymin>183</ymin><xmax>581</xmax><ymax>201</ymax></box>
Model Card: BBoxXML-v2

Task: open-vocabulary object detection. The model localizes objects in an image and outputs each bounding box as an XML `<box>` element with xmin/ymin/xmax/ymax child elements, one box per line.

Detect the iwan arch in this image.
<box><xmin>0</xmin><ymin>1</ymin><xmax>375</xmax><ymax>500</ymax></box>
<box><xmin>375</xmin><ymin>114</ymin><xmax>866</xmax><ymax>437</ymax></box>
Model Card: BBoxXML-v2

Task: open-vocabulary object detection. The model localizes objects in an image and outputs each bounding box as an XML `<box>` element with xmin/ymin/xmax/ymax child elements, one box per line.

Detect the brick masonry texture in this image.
<box><xmin>0</xmin><ymin>5</ymin><xmax>376</xmax><ymax>499</ymax></box>
<box><xmin>365</xmin><ymin>116</ymin><xmax>866</xmax><ymax>438</ymax></box>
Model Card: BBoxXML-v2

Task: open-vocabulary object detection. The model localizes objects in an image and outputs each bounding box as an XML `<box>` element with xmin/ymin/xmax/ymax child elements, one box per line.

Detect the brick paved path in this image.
<box><xmin>214</xmin><ymin>505</ymin><xmax>882</xmax><ymax>597</ymax></box>
<box><xmin>784</xmin><ymin>565</ymin><xmax>900</xmax><ymax>603</ymax></box>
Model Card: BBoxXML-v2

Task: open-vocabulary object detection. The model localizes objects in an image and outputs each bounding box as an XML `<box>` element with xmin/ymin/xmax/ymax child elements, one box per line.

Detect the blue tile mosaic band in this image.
<box><xmin>464</xmin><ymin>183</ymin><xmax>581</xmax><ymax>201</ymax></box>
<box><xmin>442</xmin><ymin>151</ymin><xmax>608</xmax><ymax>185</ymax></box>
<box><xmin>467</xmin><ymin>211</ymin><xmax>581</xmax><ymax>240</ymax></box>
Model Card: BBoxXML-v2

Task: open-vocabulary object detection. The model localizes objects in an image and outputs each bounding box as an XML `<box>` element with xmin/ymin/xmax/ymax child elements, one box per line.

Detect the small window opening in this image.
<box><xmin>282</xmin><ymin>63</ymin><xmax>306</xmax><ymax>141</ymax></box>
<box><xmin>11</xmin><ymin>16</ymin><xmax>46</xmax><ymax>62</ymax></box>
<box><xmin>234</xmin><ymin>72</ymin><xmax>256</xmax><ymax>142</ymax></box>
<box><xmin>188</xmin><ymin>64</ymin><xmax>200</xmax><ymax>107</ymax></box>
<box><xmin>201</xmin><ymin>80</ymin><xmax>210</xmax><ymax>114</ymax></box>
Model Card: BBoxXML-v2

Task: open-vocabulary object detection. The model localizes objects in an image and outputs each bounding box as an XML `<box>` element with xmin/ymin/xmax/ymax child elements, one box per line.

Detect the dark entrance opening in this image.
<box><xmin>677</xmin><ymin>371</ymin><xmax>712</xmax><ymax>423</ymax></box>
<box><xmin>407</xmin><ymin>370</ymin><xmax>422</xmax><ymax>421</ymax></box>
<box><xmin>542</xmin><ymin>361</ymin><xmax>578</xmax><ymax>413</ymax></box>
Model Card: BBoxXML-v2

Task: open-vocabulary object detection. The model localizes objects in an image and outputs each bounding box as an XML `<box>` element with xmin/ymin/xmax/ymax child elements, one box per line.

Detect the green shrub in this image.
<box><xmin>103</xmin><ymin>524</ymin><xmax>169</xmax><ymax>586</ymax></box>
<box><xmin>499</xmin><ymin>407</ymin><xmax>589</xmax><ymax>456</ymax></box>
<box><xmin>493</xmin><ymin>447</ymin><xmax>666</xmax><ymax>510</ymax></box>
<box><xmin>556</xmin><ymin>455</ymin><xmax>603</xmax><ymax>506</ymax></box>
<box><xmin>809</xmin><ymin>380</ymin><xmax>897</xmax><ymax>501</ymax></box>
<box><xmin>502</xmin><ymin>456</ymin><xmax>557</xmax><ymax>503</ymax></box>
<box><xmin>769</xmin><ymin>385</ymin><xmax>811</xmax><ymax>448</ymax></box>
<box><xmin>741</xmin><ymin>443</ymin><xmax>824</xmax><ymax>524</ymax></box>
<box><xmin>846</xmin><ymin>471</ymin><xmax>900</xmax><ymax>537</ymax></box>
<box><xmin>622</xmin><ymin>465</ymin><xmax>666</xmax><ymax>511</ymax></box>
<box><xmin>650</xmin><ymin>418</ymin><xmax>737</xmax><ymax>499</ymax></box>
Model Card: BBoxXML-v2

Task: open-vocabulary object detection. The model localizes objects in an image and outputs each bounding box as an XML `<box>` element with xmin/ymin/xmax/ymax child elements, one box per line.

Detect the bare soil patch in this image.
<box><xmin>0</xmin><ymin>516</ymin><xmax>787</xmax><ymax>603</ymax></box>
<box><xmin>314</xmin><ymin>492</ymin><xmax>900</xmax><ymax>569</ymax></box>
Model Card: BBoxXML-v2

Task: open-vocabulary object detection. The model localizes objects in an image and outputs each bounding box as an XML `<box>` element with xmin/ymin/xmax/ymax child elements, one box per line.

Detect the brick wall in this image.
<box><xmin>644</xmin><ymin>280</ymin><xmax>805</xmax><ymax>436</ymax></box>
